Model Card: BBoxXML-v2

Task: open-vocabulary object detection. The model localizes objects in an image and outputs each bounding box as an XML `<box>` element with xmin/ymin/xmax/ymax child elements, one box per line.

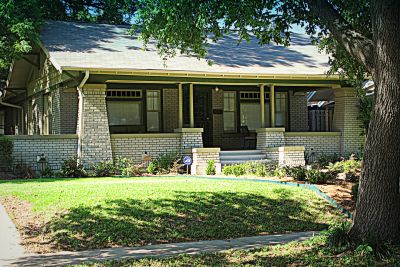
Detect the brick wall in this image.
<box><xmin>191</xmin><ymin>148</ymin><xmax>221</xmax><ymax>175</ymax></box>
<box><xmin>333</xmin><ymin>88</ymin><xmax>364</xmax><ymax>154</ymax></box>
<box><xmin>111</xmin><ymin>134</ymin><xmax>181</xmax><ymax>163</ymax></box>
<box><xmin>256</xmin><ymin>128</ymin><xmax>285</xmax><ymax>152</ymax></box>
<box><xmin>285</xmin><ymin>133</ymin><xmax>341</xmax><ymax>156</ymax></box>
<box><xmin>289</xmin><ymin>91</ymin><xmax>309</xmax><ymax>131</ymax></box>
<box><xmin>60</xmin><ymin>89</ymin><xmax>78</xmax><ymax>134</ymax></box>
<box><xmin>163</xmin><ymin>88</ymin><xmax>179</xmax><ymax>132</ymax></box>
<box><xmin>79</xmin><ymin>85</ymin><xmax>112</xmax><ymax>165</ymax></box>
<box><xmin>9</xmin><ymin>135</ymin><xmax>78</xmax><ymax>169</ymax></box>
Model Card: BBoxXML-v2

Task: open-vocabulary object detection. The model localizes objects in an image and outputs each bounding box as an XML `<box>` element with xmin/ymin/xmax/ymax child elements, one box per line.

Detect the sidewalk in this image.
<box><xmin>6</xmin><ymin>231</ymin><xmax>317</xmax><ymax>267</ymax></box>
<box><xmin>0</xmin><ymin>204</ymin><xmax>25</xmax><ymax>265</ymax></box>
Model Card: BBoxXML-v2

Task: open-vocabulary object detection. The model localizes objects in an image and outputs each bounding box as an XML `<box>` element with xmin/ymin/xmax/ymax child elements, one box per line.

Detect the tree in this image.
<box><xmin>133</xmin><ymin>0</ymin><xmax>400</xmax><ymax>244</ymax></box>
<box><xmin>0</xmin><ymin>0</ymin><xmax>137</xmax><ymax>86</ymax></box>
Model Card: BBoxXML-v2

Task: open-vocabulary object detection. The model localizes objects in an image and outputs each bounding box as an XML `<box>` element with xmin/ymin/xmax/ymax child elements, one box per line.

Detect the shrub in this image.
<box><xmin>316</xmin><ymin>153</ymin><xmax>341</xmax><ymax>168</ymax></box>
<box><xmin>41</xmin><ymin>165</ymin><xmax>54</xmax><ymax>178</ymax></box>
<box><xmin>306</xmin><ymin>169</ymin><xmax>330</xmax><ymax>184</ymax></box>
<box><xmin>327</xmin><ymin>159</ymin><xmax>362</xmax><ymax>181</ymax></box>
<box><xmin>286</xmin><ymin>166</ymin><xmax>307</xmax><ymax>181</ymax></box>
<box><xmin>327</xmin><ymin>221</ymin><xmax>351</xmax><ymax>248</ymax></box>
<box><xmin>273</xmin><ymin>166</ymin><xmax>287</xmax><ymax>178</ymax></box>
<box><xmin>147</xmin><ymin>162</ymin><xmax>157</xmax><ymax>174</ymax></box>
<box><xmin>122</xmin><ymin>163</ymin><xmax>142</xmax><ymax>176</ymax></box>
<box><xmin>60</xmin><ymin>157</ymin><xmax>87</xmax><ymax>178</ymax></box>
<box><xmin>13</xmin><ymin>163</ymin><xmax>36</xmax><ymax>179</ymax></box>
<box><xmin>352</xmin><ymin>182</ymin><xmax>359</xmax><ymax>201</ymax></box>
<box><xmin>153</xmin><ymin>153</ymin><xmax>178</xmax><ymax>174</ymax></box>
<box><xmin>0</xmin><ymin>136</ymin><xmax>13</xmax><ymax>171</ymax></box>
<box><xmin>231</xmin><ymin>164</ymin><xmax>245</xmax><ymax>177</ymax></box>
<box><xmin>222</xmin><ymin>165</ymin><xmax>232</xmax><ymax>176</ymax></box>
<box><xmin>93</xmin><ymin>160</ymin><xmax>114</xmax><ymax>177</ymax></box>
<box><xmin>206</xmin><ymin>160</ymin><xmax>216</xmax><ymax>175</ymax></box>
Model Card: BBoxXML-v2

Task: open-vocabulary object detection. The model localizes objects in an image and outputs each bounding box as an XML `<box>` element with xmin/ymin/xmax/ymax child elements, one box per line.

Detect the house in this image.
<box><xmin>2</xmin><ymin>21</ymin><xmax>364</xmax><ymax>174</ymax></box>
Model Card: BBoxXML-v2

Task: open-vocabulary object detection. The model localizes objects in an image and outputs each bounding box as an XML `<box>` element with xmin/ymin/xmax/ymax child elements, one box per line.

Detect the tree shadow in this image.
<box><xmin>42</xmin><ymin>190</ymin><xmax>336</xmax><ymax>251</ymax></box>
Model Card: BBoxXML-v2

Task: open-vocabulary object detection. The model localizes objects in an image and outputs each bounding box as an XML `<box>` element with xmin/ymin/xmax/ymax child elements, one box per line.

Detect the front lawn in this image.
<box><xmin>0</xmin><ymin>177</ymin><xmax>345</xmax><ymax>253</ymax></box>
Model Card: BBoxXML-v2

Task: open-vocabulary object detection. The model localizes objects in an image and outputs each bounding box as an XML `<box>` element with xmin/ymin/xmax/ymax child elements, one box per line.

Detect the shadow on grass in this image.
<box><xmin>41</xmin><ymin>190</ymin><xmax>334</xmax><ymax>251</ymax></box>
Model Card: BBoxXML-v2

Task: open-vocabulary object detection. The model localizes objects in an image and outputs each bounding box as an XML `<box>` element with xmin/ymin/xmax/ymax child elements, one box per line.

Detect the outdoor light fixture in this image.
<box><xmin>214</xmin><ymin>86</ymin><xmax>220</xmax><ymax>92</ymax></box>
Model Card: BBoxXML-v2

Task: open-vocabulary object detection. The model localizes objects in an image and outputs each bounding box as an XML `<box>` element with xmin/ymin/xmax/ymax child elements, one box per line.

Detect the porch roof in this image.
<box><xmin>41</xmin><ymin>20</ymin><xmax>331</xmax><ymax>77</ymax></box>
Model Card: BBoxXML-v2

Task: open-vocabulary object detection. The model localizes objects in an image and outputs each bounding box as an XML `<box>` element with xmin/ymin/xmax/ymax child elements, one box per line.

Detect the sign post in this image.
<box><xmin>182</xmin><ymin>156</ymin><xmax>192</xmax><ymax>175</ymax></box>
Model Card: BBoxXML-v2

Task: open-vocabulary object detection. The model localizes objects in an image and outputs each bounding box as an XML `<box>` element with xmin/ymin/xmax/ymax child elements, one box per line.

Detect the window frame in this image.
<box><xmin>146</xmin><ymin>90</ymin><xmax>162</xmax><ymax>132</ymax></box>
<box><xmin>223</xmin><ymin>90</ymin><xmax>237</xmax><ymax>133</ymax></box>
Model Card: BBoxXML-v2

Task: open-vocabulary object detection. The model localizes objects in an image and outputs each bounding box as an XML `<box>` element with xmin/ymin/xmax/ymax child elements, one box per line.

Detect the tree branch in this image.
<box><xmin>306</xmin><ymin>0</ymin><xmax>375</xmax><ymax>73</ymax></box>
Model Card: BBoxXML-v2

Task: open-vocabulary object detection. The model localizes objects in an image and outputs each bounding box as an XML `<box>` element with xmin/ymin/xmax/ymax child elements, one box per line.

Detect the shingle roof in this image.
<box><xmin>41</xmin><ymin>20</ymin><xmax>330</xmax><ymax>75</ymax></box>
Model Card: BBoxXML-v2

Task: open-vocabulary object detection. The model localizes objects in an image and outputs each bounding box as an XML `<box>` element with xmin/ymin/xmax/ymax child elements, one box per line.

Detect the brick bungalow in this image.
<box><xmin>1</xmin><ymin>21</ymin><xmax>364</xmax><ymax>174</ymax></box>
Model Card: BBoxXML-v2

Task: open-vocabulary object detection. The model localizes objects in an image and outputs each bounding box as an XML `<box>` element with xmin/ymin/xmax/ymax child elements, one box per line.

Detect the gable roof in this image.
<box><xmin>40</xmin><ymin>20</ymin><xmax>330</xmax><ymax>75</ymax></box>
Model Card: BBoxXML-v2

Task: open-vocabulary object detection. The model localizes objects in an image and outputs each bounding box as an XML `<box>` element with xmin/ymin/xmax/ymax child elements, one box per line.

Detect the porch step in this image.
<box><xmin>220</xmin><ymin>150</ymin><xmax>268</xmax><ymax>165</ymax></box>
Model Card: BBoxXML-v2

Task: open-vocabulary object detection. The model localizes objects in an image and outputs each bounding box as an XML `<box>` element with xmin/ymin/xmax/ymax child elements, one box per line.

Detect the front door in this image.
<box><xmin>194</xmin><ymin>90</ymin><xmax>213</xmax><ymax>147</ymax></box>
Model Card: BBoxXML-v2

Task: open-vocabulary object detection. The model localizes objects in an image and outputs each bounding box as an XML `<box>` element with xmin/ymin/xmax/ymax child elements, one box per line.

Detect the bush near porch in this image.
<box><xmin>0</xmin><ymin>177</ymin><xmax>345</xmax><ymax>253</ymax></box>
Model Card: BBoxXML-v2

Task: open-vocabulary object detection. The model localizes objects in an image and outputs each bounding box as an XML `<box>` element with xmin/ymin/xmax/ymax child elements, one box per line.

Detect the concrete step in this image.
<box><xmin>220</xmin><ymin>150</ymin><xmax>263</xmax><ymax>156</ymax></box>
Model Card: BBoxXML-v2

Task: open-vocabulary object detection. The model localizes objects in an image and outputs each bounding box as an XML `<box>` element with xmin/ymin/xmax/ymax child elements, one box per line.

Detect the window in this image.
<box><xmin>275</xmin><ymin>92</ymin><xmax>288</xmax><ymax>127</ymax></box>
<box><xmin>0</xmin><ymin>111</ymin><xmax>4</xmax><ymax>135</ymax></box>
<box><xmin>146</xmin><ymin>90</ymin><xmax>161</xmax><ymax>132</ymax></box>
<box><xmin>240</xmin><ymin>102</ymin><xmax>261</xmax><ymax>130</ymax></box>
<box><xmin>223</xmin><ymin>91</ymin><xmax>236</xmax><ymax>132</ymax></box>
<box><xmin>107</xmin><ymin>101</ymin><xmax>142</xmax><ymax>126</ymax></box>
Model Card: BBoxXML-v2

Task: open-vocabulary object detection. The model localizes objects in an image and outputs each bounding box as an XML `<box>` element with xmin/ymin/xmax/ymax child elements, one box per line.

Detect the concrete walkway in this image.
<box><xmin>6</xmin><ymin>231</ymin><xmax>317</xmax><ymax>267</ymax></box>
<box><xmin>0</xmin><ymin>204</ymin><xmax>25</xmax><ymax>265</ymax></box>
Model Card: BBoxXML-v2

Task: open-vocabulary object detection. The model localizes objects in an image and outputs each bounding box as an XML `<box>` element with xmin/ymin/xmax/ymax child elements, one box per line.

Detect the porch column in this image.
<box><xmin>270</xmin><ymin>84</ymin><xmax>275</xmax><ymax>127</ymax></box>
<box><xmin>260</xmin><ymin>84</ymin><xmax>265</xmax><ymax>128</ymax></box>
<box><xmin>189</xmin><ymin>83</ymin><xmax>194</xmax><ymax>128</ymax></box>
<box><xmin>178</xmin><ymin>83</ymin><xmax>183</xmax><ymax>128</ymax></box>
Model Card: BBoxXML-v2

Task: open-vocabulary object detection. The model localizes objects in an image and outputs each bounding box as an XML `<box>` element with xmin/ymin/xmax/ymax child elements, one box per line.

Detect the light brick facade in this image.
<box><xmin>191</xmin><ymin>148</ymin><xmax>222</xmax><ymax>175</ymax></box>
<box><xmin>285</xmin><ymin>133</ymin><xmax>341</xmax><ymax>156</ymax></box>
<box><xmin>333</xmin><ymin>88</ymin><xmax>364</xmax><ymax>154</ymax></box>
<box><xmin>256</xmin><ymin>128</ymin><xmax>285</xmax><ymax>152</ymax></box>
<box><xmin>9</xmin><ymin>135</ymin><xmax>78</xmax><ymax>169</ymax></box>
<box><xmin>111</xmin><ymin>134</ymin><xmax>181</xmax><ymax>164</ymax></box>
<box><xmin>266</xmin><ymin>146</ymin><xmax>306</xmax><ymax>167</ymax></box>
<box><xmin>78</xmin><ymin>85</ymin><xmax>112</xmax><ymax>165</ymax></box>
<box><xmin>163</xmin><ymin>88</ymin><xmax>179</xmax><ymax>132</ymax></box>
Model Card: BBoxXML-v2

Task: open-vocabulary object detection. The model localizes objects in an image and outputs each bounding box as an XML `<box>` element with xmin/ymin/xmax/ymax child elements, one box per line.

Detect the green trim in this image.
<box><xmin>285</xmin><ymin>132</ymin><xmax>341</xmax><ymax>137</ymax></box>
<box><xmin>111</xmin><ymin>133</ymin><xmax>180</xmax><ymax>139</ymax></box>
<box><xmin>256</xmin><ymin>128</ymin><xmax>286</xmax><ymax>133</ymax></box>
<box><xmin>5</xmin><ymin>134</ymin><xmax>78</xmax><ymax>140</ymax></box>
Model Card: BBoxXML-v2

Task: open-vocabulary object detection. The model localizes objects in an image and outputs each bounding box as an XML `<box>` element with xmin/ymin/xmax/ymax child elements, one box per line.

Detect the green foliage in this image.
<box><xmin>60</xmin><ymin>157</ymin><xmax>87</xmax><ymax>178</ymax></box>
<box><xmin>146</xmin><ymin>162</ymin><xmax>157</xmax><ymax>174</ymax></box>
<box><xmin>205</xmin><ymin>160</ymin><xmax>216</xmax><ymax>175</ymax></box>
<box><xmin>327</xmin><ymin>221</ymin><xmax>351</xmax><ymax>248</ymax></box>
<box><xmin>13</xmin><ymin>163</ymin><xmax>35</xmax><ymax>179</ymax></box>
<box><xmin>306</xmin><ymin>169</ymin><xmax>330</xmax><ymax>184</ymax></box>
<box><xmin>40</xmin><ymin>164</ymin><xmax>54</xmax><ymax>178</ymax></box>
<box><xmin>273</xmin><ymin>166</ymin><xmax>287</xmax><ymax>178</ymax></box>
<box><xmin>231</xmin><ymin>164</ymin><xmax>246</xmax><ymax>177</ymax></box>
<box><xmin>316</xmin><ymin>154</ymin><xmax>341</xmax><ymax>168</ymax></box>
<box><xmin>327</xmin><ymin>159</ymin><xmax>362</xmax><ymax>181</ymax></box>
<box><xmin>286</xmin><ymin>166</ymin><xmax>307</xmax><ymax>181</ymax></box>
<box><xmin>150</xmin><ymin>153</ymin><xmax>179</xmax><ymax>174</ymax></box>
<box><xmin>352</xmin><ymin>182</ymin><xmax>359</xmax><ymax>201</ymax></box>
<box><xmin>0</xmin><ymin>136</ymin><xmax>13</xmax><ymax>170</ymax></box>
<box><xmin>222</xmin><ymin>165</ymin><xmax>232</xmax><ymax>176</ymax></box>
<box><xmin>93</xmin><ymin>160</ymin><xmax>115</xmax><ymax>177</ymax></box>
<box><xmin>121</xmin><ymin>163</ymin><xmax>142</xmax><ymax>177</ymax></box>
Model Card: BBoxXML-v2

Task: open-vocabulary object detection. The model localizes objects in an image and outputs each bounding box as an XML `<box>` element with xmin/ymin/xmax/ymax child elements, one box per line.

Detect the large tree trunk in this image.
<box><xmin>350</xmin><ymin>0</ymin><xmax>400</xmax><ymax>244</ymax></box>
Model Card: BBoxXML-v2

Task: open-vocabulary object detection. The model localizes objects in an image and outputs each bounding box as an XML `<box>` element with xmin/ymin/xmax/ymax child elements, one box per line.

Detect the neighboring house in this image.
<box><xmin>2</xmin><ymin>21</ymin><xmax>364</xmax><ymax>174</ymax></box>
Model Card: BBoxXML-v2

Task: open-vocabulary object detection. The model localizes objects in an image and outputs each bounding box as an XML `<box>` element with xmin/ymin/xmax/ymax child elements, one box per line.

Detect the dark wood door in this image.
<box><xmin>194</xmin><ymin>90</ymin><xmax>213</xmax><ymax>147</ymax></box>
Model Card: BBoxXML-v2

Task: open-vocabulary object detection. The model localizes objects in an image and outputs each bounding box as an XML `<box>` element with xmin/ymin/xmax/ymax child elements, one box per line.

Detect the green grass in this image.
<box><xmin>0</xmin><ymin>177</ymin><xmax>344</xmax><ymax>251</ymax></box>
<box><xmin>72</xmin><ymin>234</ymin><xmax>400</xmax><ymax>267</ymax></box>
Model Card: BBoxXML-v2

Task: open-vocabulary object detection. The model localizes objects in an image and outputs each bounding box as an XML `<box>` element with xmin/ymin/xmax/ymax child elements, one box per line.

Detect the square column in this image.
<box><xmin>333</xmin><ymin>88</ymin><xmax>364</xmax><ymax>154</ymax></box>
<box><xmin>78</xmin><ymin>84</ymin><xmax>112</xmax><ymax>165</ymax></box>
<box><xmin>270</xmin><ymin>84</ymin><xmax>276</xmax><ymax>127</ymax></box>
<box><xmin>256</xmin><ymin>128</ymin><xmax>285</xmax><ymax>153</ymax></box>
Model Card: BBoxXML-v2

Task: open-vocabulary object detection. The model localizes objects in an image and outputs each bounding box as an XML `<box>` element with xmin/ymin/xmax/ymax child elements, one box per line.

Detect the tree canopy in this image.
<box><xmin>0</xmin><ymin>0</ymin><xmax>137</xmax><ymax>85</ymax></box>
